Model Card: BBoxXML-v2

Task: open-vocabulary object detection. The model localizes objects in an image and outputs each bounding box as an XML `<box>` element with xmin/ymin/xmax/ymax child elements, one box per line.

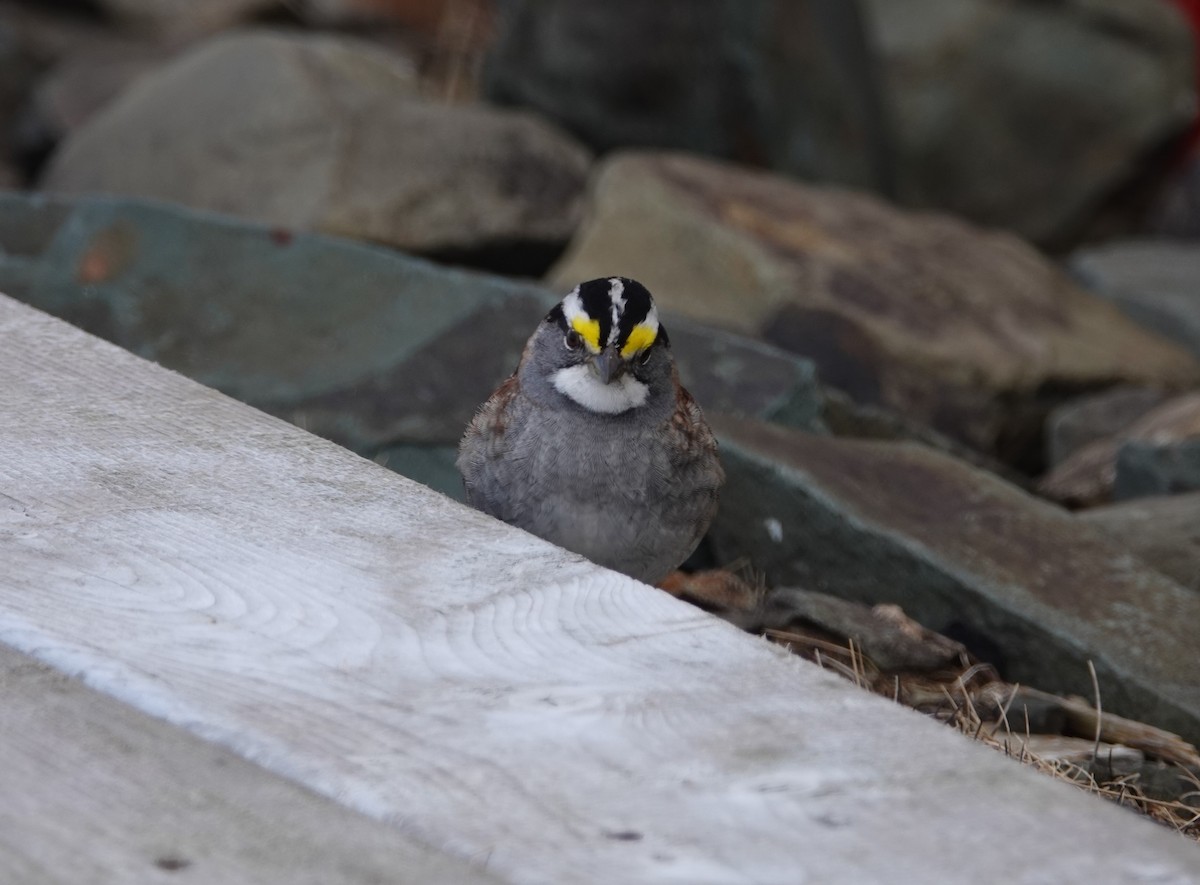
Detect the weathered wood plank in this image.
<box><xmin>0</xmin><ymin>643</ymin><xmax>498</xmax><ymax>885</ymax></box>
<box><xmin>1</xmin><ymin>292</ymin><xmax>1197</xmax><ymax>883</ymax></box>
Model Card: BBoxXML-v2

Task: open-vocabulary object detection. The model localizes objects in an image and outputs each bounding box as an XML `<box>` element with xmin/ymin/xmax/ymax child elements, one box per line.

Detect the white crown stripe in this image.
<box><xmin>561</xmin><ymin>288</ymin><xmax>585</xmax><ymax>323</ymax></box>
<box><xmin>607</xmin><ymin>278</ymin><xmax>626</xmax><ymax>347</ymax></box>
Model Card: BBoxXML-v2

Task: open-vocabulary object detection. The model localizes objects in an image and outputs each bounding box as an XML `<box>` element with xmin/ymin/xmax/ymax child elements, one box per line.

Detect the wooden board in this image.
<box><xmin>0</xmin><ymin>643</ymin><xmax>498</xmax><ymax>884</ymax></box>
<box><xmin>1</xmin><ymin>293</ymin><xmax>1197</xmax><ymax>883</ymax></box>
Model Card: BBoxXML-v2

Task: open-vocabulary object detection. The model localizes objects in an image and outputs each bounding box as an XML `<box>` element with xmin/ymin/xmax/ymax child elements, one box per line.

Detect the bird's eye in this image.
<box><xmin>638</xmin><ymin>347</ymin><xmax>653</xmax><ymax>366</ymax></box>
<box><xmin>564</xmin><ymin>330</ymin><xmax>584</xmax><ymax>351</ymax></box>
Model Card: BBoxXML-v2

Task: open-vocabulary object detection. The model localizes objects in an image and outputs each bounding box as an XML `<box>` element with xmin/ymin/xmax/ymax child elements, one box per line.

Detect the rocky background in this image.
<box><xmin>5</xmin><ymin>0</ymin><xmax>1200</xmax><ymax>822</ymax></box>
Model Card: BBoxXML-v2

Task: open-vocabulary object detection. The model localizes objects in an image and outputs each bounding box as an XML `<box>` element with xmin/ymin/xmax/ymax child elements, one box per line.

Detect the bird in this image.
<box><xmin>457</xmin><ymin>277</ymin><xmax>724</xmax><ymax>584</ymax></box>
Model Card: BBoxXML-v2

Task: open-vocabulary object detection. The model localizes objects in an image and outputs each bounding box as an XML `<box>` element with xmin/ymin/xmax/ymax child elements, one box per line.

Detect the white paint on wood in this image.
<box><xmin>1</xmin><ymin>293</ymin><xmax>1197</xmax><ymax>884</ymax></box>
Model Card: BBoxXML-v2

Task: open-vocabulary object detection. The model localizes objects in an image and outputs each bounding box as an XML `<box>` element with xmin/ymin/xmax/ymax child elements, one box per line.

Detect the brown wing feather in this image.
<box><xmin>668</xmin><ymin>377</ymin><xmax>723</xmax><ymax>480</ymax></box>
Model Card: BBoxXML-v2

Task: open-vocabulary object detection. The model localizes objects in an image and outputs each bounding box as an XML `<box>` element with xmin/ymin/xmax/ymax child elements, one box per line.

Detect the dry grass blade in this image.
<box><xmin>763</xmin><ymin>627</ymin><xmax>1200</xmax><ymax>843</ymax></box>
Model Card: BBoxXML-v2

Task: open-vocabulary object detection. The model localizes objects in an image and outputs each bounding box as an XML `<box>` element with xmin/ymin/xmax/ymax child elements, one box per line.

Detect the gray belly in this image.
<box><xmin>465</xmin><ymin>413</ymin><xmax>715</xmax><ymax>584</ymax></box>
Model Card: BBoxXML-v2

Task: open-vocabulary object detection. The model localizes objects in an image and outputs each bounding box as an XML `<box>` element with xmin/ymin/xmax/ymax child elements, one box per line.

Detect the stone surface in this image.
<box><xmin>760</xmin><ymin>587</ymin><xmax>969</xmax><ymax>672</ymax></box>
<box><xmin>1081</xmin><ymin>492</ymin><xmax>1200</xmax><ymax>592</ymax></box>
<box><xmin>1116</xmin><ymin>438</ymin><xmax>1200</xmax><ymax>499</ymax></box>
<box><xmin>707</xmin><ymin>415</ymin><xmax>1200</xmax><ymax>745</ymax></box>
<box><xmin>0</xmin><ymin>13</ymin><xmax>46</xmax><ymax>179</ymax></box>
<box><xmin>550</xmin><ymin>151</ymin><xmax>1200</xmax><ymax>462</ymax></box>
<box><xmin>0</xmin><ymin>191</ymin><xmax>823</xmax><ymax>499</ymax></box>
<box><xmin>1045</xmin><ymin>386</ymin><xmax>1170</xmax><ymax>468</ymax></box>
<box><xmin>303</xmin><ymin>0</ymin><xmax>478</xmax><ymax>28</ymax></box>
<box><xmin>866</xmin><ymin>0</ymin><xmax>1197</xmax><ymax>245</ymax></box>
<box><xmin>41</xmin><ymin>30</ymin><xmax>591</xmax><ymax>264</ymax></box>
<box><xmin>484</xmin><ymin>0</ymin><xmax>893</xmax><ymax>191</ymax></box>
<box><xmin>1071</xmin><ymin>239</ymin><xmax>1200</xmax><ymax>361</ymax></box>
<box><xmin>1040</xmin><ymin>392</ymin><xmax>1200</xmax><ymax>507</ymax></box>
<box><xmin>95</xmin><ymin>0</ymin><xmax>276</xmax><ymax>36</ymax></box>
<box><xmin>818</xmin><ymin>387</ymin><xmax>1030</xmax><ymax>487</ymax></box>
<box><xmin>15</xmin><ymin>40</ymin><xmax>174</xmax><ymax>173</ymax></box>
<box><xmin>1148</xmin><ymin>152</ymin><xmax>1200</xmax><ymax>237</ymax></box>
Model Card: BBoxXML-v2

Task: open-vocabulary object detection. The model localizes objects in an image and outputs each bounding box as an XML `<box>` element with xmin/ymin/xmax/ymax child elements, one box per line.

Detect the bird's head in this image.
<box><xmin>528</xmin><ymin>277</ymin><xmax>672</xmax><ymax>415</ymax></box>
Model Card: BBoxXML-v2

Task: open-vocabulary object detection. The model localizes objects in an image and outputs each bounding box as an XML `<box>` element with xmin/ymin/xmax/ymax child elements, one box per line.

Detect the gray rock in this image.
<box><xmin>484</xmin><ymin>0</ymin><xmax>893</xmax><ymax>191</ymax></box>
<box><xmin>1116</xmin><ymin>439</ymin><xmax>1200</xmax><ymax>500</ymax></box>
<box><xmin>373</xmin><ymin>445</ymin><xmax>463</xmax><ymax>501</ymax></box>
<box><xmin>18</xmin><ymin>41</ymin><xmax>175</xmax><ymax>159</ymax></box>
<box><xmin>1070</xmin><ymin>240</ymin><xmax>1200</xmax><ymax>361</ymax></box>
<box><xmin>1147</xmin><ymin>153</ymin><xmax>1200</xmax><ymax>238</ymax></box>
<box><xmin>94</xmin><ymin>0</ymin><xmax>275</xmax><ymax>36</ymax></box>
<box><xmin>819</xmin><ymin>386</ymin><xmax>1030</xmax><ymax>487</ymax></box>
<box><xmin>0</xmin><ymin>192</ymin><xmax>824</xmax><ymax>499</ymax></box>
<box><xmin>707</xmin><ymin>415</ymin><xmax>1200</xmax><ymax>745</ymax></box>
<box><xmin>42</xmin><ymin>30</ymin><xmax>592</xmax><ymax>265</ymax></box>
<box><xmin>550</xmin><ymin>151</ymin><xmax>1200</xmax><ymax>463</ymax></box>
<box><xmin>1040</xmin><ymin>392</ymin><xmax>1200</xmax><ymax>507</ymax></box>
<box><xmin>1045</xmin><ymin>386</ymin><xmax>1169</xmax><ymax>468</ymax></box>
<box><xmin>1081</xmin><ymin>493</ymin><xmax>1200</xmax><ymax>592</ymax></box>
<box><xmin>0</xmin><ymin>15</ymin><xmax>46</xmax><ymax>178</ymax></box>
<box><xmin>867</xmin><ymin>0</ymin><xmax>1196</xmax><ymax>245</ymax></box>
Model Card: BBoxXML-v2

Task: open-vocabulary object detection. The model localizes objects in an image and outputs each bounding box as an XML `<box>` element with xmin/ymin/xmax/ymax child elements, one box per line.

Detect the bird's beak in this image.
<box><xmin>593</xmin><ymin>346</ymin><xmax>625</xmax><ymax>384</ymax></box>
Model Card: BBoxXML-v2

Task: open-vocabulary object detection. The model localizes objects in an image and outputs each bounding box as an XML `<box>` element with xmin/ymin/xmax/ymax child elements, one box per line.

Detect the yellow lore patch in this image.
<box><xmin>570</xmin><ymin>315</ymin><xmax>602</xmax><ymax>352</ymax></box>
<box><xmin>620</xmin><ymin>323</ymin><xmax>658</xmax><ymax>358</ymax></box>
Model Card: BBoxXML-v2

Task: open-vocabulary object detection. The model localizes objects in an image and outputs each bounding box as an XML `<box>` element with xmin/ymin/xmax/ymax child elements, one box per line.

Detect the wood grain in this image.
<box><xmin>0</xmin><ymin>643</ymin><xmax>497</xmax><ymax>885</ymax></box>
<box><xmin>1</xmin><ymin>293</ymin><xmax>1197</xmax><ymax>883</ymax></box>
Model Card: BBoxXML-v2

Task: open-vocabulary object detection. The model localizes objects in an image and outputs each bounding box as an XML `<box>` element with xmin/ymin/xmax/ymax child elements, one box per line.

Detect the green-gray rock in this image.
<box><xmin>708</xmin><ymin>415</ymin><xmax>1200</xmax><ymax>744</ymax></box>
<box><xmin>1081</xmin><ymin>493</ymin><xmax>1200</xmax><ymax>594</ymax></box>
<box><xmin>1115</xmin><ymin>439</ymin><xmax>1200</xmax><ymax>500</ymax></box>
<box><xmin>0</xmin><ymin>192</ymin><xmax>823</xmax><ymax>498</ymax></box>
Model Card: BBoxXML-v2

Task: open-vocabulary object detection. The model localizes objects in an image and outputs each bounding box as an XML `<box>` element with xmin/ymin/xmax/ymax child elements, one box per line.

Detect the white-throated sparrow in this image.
<box><xmin>457</xmin><ymin>277</ymin><xmax>724</xmax><ymax>584</ymax></box>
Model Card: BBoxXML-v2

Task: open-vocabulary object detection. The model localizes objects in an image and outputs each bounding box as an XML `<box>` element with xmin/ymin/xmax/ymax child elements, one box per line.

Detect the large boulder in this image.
<box><xmin>866</xmin><ymin>0</ymin><xmax>1196</xmax><ymax>245</ymax></box>
<box><xmin>484</xmin><ymin>0</ymin><xmax>892</xmax><ymax>191</ymax></box>
<box><xmin>0</xmin><ymin>192</ymin><xmax>823</xmax><ymax>499</ymax></box>
<box><xmin>707</xmin><ymin>416</ymin><xmax>1200</xmax><ymax>745</ymax></box>
<box><xmin>550</xmin><ymin>151</ymin><xmax>1200</xmax><ymax>464</ymax></box>
<box><xmin>1070</xmin><ymin>239</ymin><xmax>1200</xmax><ymax>361</ymax></box>
<box><xmin>41</xmin><ymin>31</ymin><xmax>592</xmax><ymax>268</ymax></box>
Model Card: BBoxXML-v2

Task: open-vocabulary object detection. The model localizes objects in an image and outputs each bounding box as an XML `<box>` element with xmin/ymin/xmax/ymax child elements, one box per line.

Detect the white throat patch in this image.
<box><xmin>552</xmin><ymin>364</ymin><xmax>648</xmax><ymax>414</ymax></box>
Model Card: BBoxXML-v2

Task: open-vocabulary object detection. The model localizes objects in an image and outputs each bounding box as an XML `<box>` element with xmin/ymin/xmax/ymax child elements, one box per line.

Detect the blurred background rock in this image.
<box><xmin>5</xmin><ymin>0</ymin><xmax>1197</xmax><ymax>246</ymax></box>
